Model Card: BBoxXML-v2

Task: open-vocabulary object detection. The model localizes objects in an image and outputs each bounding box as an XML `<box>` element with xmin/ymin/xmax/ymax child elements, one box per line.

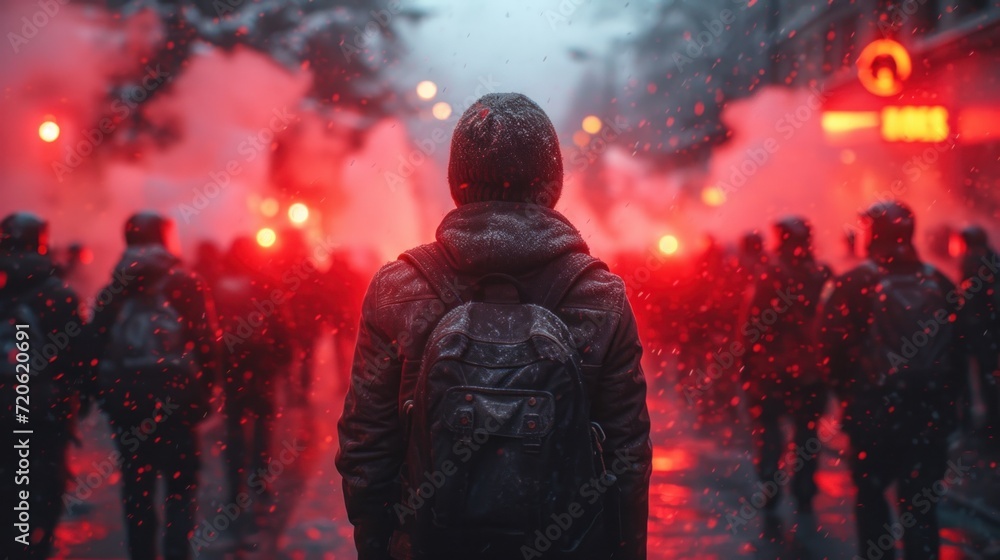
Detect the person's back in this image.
<box><xmin>336</xmin><ymin>93</ymin><xmax>651</xmax><ymax>560</ymax></box>
<box><xmin>214</xmin><ymin>237</ymin><xmax>292</xmax><ymax>540</ymax></box>
<box><xmin>745</xmin><ymin>218</ymin><xmax>832</xmax><ymax>395</ymax></box>
<box><xmin>820</xmin><ymin>201</ymin><xmax>962</xmax><ymax>560</ymax></box>
<box><xmin>0</xmin><ymin>213</ymin><xmax>84</xmax><ymax>559</ymax></box>
<box><xmin>742</xmin><ymin>217</ymin><xmax>831</xmax><ymax>514</ymax></box>
<box><xmin>214</xmin><ymin>237</ymin><xmax>293</xmax><ymax>387</ymax></box>
<box><xmin>89</xmin><ymin>211</ymin><xmax>220</xmax><ymax>560</ymax></box>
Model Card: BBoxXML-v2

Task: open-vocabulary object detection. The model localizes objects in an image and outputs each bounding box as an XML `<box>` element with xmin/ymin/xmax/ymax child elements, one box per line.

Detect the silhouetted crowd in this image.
<box><xmin>631</xmin><ymin>201</ymin><xmax>998</xmax><ymax>559</ymax></box>
<box><xmin>0</xmin><ymin>211</ymin><xmax>364</xmax><ymax>559</ymax></box>
<box><xmin>1</xmin><ymin>199</ymin><xmax>997</xmax><ymax>560</ymax></box>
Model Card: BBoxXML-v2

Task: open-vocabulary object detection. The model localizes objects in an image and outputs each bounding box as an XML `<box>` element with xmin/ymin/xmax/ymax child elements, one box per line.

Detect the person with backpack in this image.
<box><xmin>0</xmin><ymin>213</ymin><xmax>86</xmax><ymax>559</ymax></box>
<box><xmin>956</xmin><ymin>225</ymin><xmax>999</xmax><ymax>441</ymax></box>
<box><xmin>213</xmin><ymin>236</ymin><xmax>294</xmax><ymax>545</ymax></box>
<box><xmin>743</xmin><ymin>217</ymin><xmax>832</xmax><ymax>515</ymax></box>
<box><xmin>820</xmin><ymin>201</ymin><xmax>964</xmax><ymax>560</ymax></box>
<box><xmin>336</xmin><ymin>93</ymin><xmax>652</xmax><ymax>560</ymax></box>
<box><xmin>89</xmin><ymin>211</ymin><xmax>220</xmax><ymax>560</ymax></box>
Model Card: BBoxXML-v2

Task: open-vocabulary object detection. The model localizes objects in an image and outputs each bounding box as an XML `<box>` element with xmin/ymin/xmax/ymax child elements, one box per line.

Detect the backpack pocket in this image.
<box><xmin>428</xmin><ymin>387</ymin><xmax>554</xmax><ymax>532</ymax></box>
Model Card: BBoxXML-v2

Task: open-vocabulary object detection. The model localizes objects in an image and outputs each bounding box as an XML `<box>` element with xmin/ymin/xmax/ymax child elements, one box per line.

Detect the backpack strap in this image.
<box><xmin>400</xmin><ymin>243</ymin><xmax>464</xmax><ymax>307</ymax></box>
<box><xmin>537</xmin><ymin>252</ymin><xmax>608</xmax><ymax>310</ymax></box>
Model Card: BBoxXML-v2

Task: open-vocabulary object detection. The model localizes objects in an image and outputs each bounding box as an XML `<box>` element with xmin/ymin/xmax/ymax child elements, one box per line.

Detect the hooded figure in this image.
<box><xmin>88</xmin><ymin>211</ymin><xmax>220</xmax><ymax>560</ymax></box>
<box><xmin>0</xmin><ymin>212</ymin><xmax>84</xmax><ymax>559</ymax></box>
<box><xmin>819</xmin><ymin>200</ymin><xmax>964</xmax><ymax>560</ymax></box>
<box><xmin>742</xmin><ymin>216</ymin><xmax>832</xmax><ymax>514</ymax></box>
<box><xmin>336</xmin><ymin>93</ymin><xmax>651</xmax><ymax>560</ymax></box>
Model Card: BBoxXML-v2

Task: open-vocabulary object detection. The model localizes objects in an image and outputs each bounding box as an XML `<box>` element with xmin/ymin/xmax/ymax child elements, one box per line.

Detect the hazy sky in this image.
<box><xmin>394</xmin><ymin>0</ymin><xmax>643</xmax><ymax>126</ymax></box>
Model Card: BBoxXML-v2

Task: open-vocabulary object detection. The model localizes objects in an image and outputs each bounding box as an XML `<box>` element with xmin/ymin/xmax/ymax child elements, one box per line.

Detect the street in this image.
<box><xmin>53</xmin><ymin>346</ymin><xmax>1000</xmax><ymax>560</ymax></box>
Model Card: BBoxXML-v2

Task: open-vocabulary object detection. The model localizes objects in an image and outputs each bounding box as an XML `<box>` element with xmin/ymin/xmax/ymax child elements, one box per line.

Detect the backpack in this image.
<box><xmin>864</xmin><ymin>263</ymin><xmax>955</xmax><ymax>399</ymax></box>
<box><xmin>1</xmin><ymin>280</ymin><xmax>61</xmax><ymax>423</ymax></box>
<box><xmin>398</xmin><ymin>244</ymin><xmax>613</xmax><ymax>557</ymax></box>
<box><xmin>98</xmin><ymin>274</ymin><xmax>206</xmax><ymax>424</ymax></box>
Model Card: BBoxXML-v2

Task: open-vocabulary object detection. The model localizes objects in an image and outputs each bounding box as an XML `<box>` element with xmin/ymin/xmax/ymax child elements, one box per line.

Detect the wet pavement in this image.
<box><xmin>53</xmin><ymin>348</ymin><xmax>1000</xmax><ymax>559</ymax></box>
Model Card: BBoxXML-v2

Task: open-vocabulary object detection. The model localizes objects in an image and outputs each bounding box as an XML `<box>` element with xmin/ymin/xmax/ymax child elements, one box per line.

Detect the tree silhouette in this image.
<box><xmin>78</xmin><ymin>0</ymin><xmax>426</xmax><ymax>151</ymax></box>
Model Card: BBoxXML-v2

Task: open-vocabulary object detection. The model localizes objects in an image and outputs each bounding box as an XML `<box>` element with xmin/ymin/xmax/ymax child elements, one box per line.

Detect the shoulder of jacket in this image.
<box><xmin>561</xmin><ymin>264</ymin><xmax>627</xmax><ymax>314</ymax></box>
<box><xmin>370</xmin><ymin>258</ymin><xmax>436</xmax><ymax>309</ymax></box>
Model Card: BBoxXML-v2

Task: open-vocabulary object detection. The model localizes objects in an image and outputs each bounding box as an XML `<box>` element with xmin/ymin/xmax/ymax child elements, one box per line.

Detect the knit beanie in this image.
<box><xmin>447</xmin><ymin>93</ymin><xmax>563</xmax><ymax>208</ymax></box>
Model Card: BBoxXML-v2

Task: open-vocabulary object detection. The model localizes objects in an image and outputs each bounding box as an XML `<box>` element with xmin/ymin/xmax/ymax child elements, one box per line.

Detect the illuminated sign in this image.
<box><xmin>822</xmin><ymin>111</ymin><xmax>879</xmax><ymax>134</ymax></box>
<box><xmin>822</xmin><ymin>106</ymin><xmax>948</xmax><ymax>142</ymax></box>
<box><xmin>857</xmin><ymin>39</ymin><xmax>912</xmax><ymax>97</ymax></box>
<box><xmin>881</xmin><ymin>106</ymin><xmax>949</xmax><ymax>142</ymax></box>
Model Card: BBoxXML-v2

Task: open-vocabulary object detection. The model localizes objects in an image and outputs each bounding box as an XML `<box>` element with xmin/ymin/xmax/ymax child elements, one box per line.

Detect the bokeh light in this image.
<box><xmin>658</xmin><ymin>234</ymin><xmax>680</xmax><ymax>255</ymax></box>
<box><xmin>581</xmin><ymin>115</ymin><xmax>602</xmax><ymax>134</ymax></box>
<box><xmin>288</xmin><ymin>202</ymin><xmax>309</xmax><ymax>224</ymax></box>
<box><xmin>260</xmin><ymin>198</ymin><xmax>279</xmax><ymax>217</ymax></box>
<box><xmin>432</xmin><ymin>102</ymin><xmax>452</xmax><ymax>120</ymax></box>
<box><xmin>256</xmin><ymin>227</ymin><xmax>277</xmax><ymax>248</ymax></box>
<box><xmin>701</xmin><ymin>186</ymin><xmax>727</xmax><ymax>207</ymax></box>
<box><xmin>38</xmin><ymin>120</ymin><xmax>60</xmax><ymax>142</ymax></box>
<box><xmin>416</xmin><ymin>80</ymin><xmax>437</xmax><ymax>100</ymax></box>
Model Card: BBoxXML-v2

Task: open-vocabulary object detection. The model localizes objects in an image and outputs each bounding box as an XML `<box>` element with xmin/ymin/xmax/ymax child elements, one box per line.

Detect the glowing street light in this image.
<box><xmin>432</xmin><ymin>102</ymin><xmax>452</xmax><ymax>120</ymax></box>
<box><xmin>256</xmin><ymin>227</ymin><xmax>277</xmax><ymax>248</ymax></box>
<box><xmin>701</xmin><ymin>186</ymin><xmax>727</xmax><ymax>207</ymax></box>
<box><xmin>416</xmin><ymin>80</ymin><xmax>438</xmax><ymax>100</ymax></box>
<box><xmin>582</xmin><ymin>115</ymin><xmax>602</xmax><ymax>134</ymax></box>
<box><xmin>658</xmin><ymin>235</ymin><xmax>680</xmax><ymax>255</ymax></box>
<box><xmin>39</xmin><ymin>120</ymin><xmax>60</xmax><ymax>142</ymax></box>
<box><xmin>288</xmin><ymin>202</ymin><xmax>309</xmax><ymax>224</ymax></box>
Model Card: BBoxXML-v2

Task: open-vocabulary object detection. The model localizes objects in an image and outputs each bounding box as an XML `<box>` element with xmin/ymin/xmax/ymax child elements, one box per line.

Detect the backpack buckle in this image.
<box><xmin>455</xmin><ymin>407</ymin><xmax>474</xmax><ymax>443</ymax></box>
<box><xmin>523</xmin><ymin>414</ymin><xmax>543</xmax><ymax>453</ymax></box>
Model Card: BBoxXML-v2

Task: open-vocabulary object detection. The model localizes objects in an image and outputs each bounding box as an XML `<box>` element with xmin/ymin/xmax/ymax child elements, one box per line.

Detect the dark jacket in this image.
<box><xmin>818</xmin><ymin>247</ymin><xmax>963</xmax><ymax>439</ymax></box>
<box><xmin>336</xmin><ymin>201</ymin><xmax>652</xmax><ymax>560</ymax></box>
<box><xmin>744</xmin><ymin>254</ymin><xmax>832</xmax><ymax>395</ymax></box>
<box><xmin>213</xmin><ymin>265</ymin><xmax>293</xmax><ymax>400</ymax></box>
<box><xmin>88</xmin><ymin>245</ymin><xmax>221</xmax><ymax>419</ymax></box>
<box><xmin>0</xmin><ymin>252</ymin><xmax>84</xmax><ymax>432</ymax></box>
